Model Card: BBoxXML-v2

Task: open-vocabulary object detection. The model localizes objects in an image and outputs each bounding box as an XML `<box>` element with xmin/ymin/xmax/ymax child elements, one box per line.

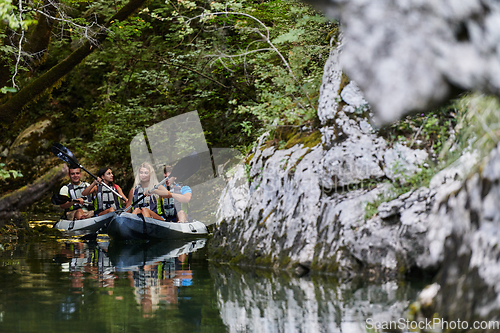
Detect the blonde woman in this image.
<box><xmin>125</xmin><ymin>162</ymin><xmax>165</xmax><ymax>220</ymax></box>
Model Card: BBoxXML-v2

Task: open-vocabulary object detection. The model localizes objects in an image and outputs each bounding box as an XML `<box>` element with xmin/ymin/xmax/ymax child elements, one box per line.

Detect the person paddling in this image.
<box><xmin>151</xmin><ymin>165</ymin><xmax>192</xmax><ymax>223</ymax></box>
<box><xmin>126</xmin><ymin>162</ymin><xmax>165</xmax><ymax>220</ymax></box>
<box><xmin>82</xmin><ymin>167</ymin><xmax>126</xmax><ymax>216</ymax></box>
<box><xmin>59</xmin><ymin>167</ymin><xmax>94</xmax><ymax>220</ymax></box>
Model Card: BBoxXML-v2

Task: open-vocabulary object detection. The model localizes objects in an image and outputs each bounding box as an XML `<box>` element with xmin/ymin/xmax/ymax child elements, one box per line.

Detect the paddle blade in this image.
<box><xmin>51</xmin><ymin>193</ymin><xmax>71</xmax><ymax>205</ymax></box>
<box><xmin>52</xmin><ymin>143</ymin><xmax>79</xmax><ymax>168</ymax></box>
<box><xmin>170</xmin><ymin>152</ymin><xmax>201</xmax><ymax>183</ymax></box>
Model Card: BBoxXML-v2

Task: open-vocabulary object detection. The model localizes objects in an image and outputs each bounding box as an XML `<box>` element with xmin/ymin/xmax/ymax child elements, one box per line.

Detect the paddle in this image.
<box><xmin>51</xmin><ymin>193</ymin><xmax>92</xmax><ymax>206</ymax></box>
<box><xmin>51</xmin><ymin>143</ymin><xmax>126</xmax><ymax>201</ymax></box>
<box><xmin>121</xmin><ymin>151</ymin><xmax>201</xmax><ymax>213</ymax></box>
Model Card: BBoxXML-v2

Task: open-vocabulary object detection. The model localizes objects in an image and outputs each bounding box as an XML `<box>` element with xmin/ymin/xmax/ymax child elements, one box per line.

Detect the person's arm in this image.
<box><xmin>116</xmin><ymin>185</ymin><xmax>127</xmax><ymax>203</ymax></box>
<box><xmin>171</xmin><ymin>191</ymin><xmax>191</xmax><ymax>203</ymax></box>
<box><xmin>149</xmin><ymin>185</ymin><xmax>170</xmax><ymax>198</ymax></box>
<box><xmin>60</xmin><ymin>199</ymin><xmax>82</xmax><ymax>210</ymax></box>
<box><xmin>59</xmin><ymin>186</ymin><xmax>83</xmax><ymax>210</ymax></box>
<box><xmin>152</xmin><ymin>185</ymin><xmax>192</xmax><ymax>203</ymax></box>
<box><xmin>82</xmin><ymin>178</ymin><xmax>101</xmax><ymax>196</ymax></box>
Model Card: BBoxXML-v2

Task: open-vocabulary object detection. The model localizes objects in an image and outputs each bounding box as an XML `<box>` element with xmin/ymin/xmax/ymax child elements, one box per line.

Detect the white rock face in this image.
<box><xmin>420</xmin><ymin>143</ymin><xmax>500</xmax><ymax>321</ymax></box>
<box><xmin>340</xmin><ymin>81</ymin><xmax>368</xmax><ymax>109</ymax></box>
<box><xmin>213</xmin><ymin>0</ymin><xmax>500</xmax><ymax>323</ymax></box>
<box><xmin>303</xmin><ymin>0</ymin><xmax>500</xmax><ymax>123</ymax></box>
<box><xmin>212</xmin><ymin>43</ymin><xmax>434</xmax><ymax>277</ymax></box>
<box><xmin>383</xmin><ymin>143</ymin><xmax>428</xmax><ymax>181</ymax></box>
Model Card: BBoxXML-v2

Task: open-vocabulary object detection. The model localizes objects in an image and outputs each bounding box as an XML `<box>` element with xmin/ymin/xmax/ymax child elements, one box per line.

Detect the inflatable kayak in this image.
<box><xmin>107</xmin><ymin>212</ymin><xmax>209</xmax><ymax>241</ymax></box>
<box><xmin>53</xmin><ymin>212</ymin><xmax>114</xmax><ymax>236</ymax></box>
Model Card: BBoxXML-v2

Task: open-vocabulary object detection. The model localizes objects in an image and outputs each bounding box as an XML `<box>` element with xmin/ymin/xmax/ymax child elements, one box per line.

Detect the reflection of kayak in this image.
<box><xmin>107</xmin><ymin>212</ymin><xmax>209</xmax><ymax>241</ymax></box>
<box><xmin>53</xmin><ymin>212</ymin><xmax>114</xmax><ymax>235</ymax></box>
<box><xmin>107</xmin><ymin>238</ymin><xmax>206</xmax><ymax>271</ymax></box>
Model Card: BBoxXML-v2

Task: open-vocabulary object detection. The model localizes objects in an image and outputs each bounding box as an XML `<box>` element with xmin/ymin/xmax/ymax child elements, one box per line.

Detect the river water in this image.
<box><xmin>0</xmin><ymin>215</ymin><xmax>425</xmax><ymax>333</ymax></box>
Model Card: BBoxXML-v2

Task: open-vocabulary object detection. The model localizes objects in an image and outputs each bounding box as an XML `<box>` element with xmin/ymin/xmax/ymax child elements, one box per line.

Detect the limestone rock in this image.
<box><xmin>340</xmin><ymin>81</ymin><xmax>368</xmax><ymax>109</ymax></box>
<box><xmin>303</xmin><ymin>0</ymin><xmax>500</xmax><ymax>123</ymax></box>
<box><xmin>422</xmin><ymin>143</ymin><xmax>500</xmax><ymax>322</ymax></box>
<box><xmin>212</xmin><ymin>39</ymin><xmax>437</xmax><ymax>278</ymax></box>
<box><xmin>383</xmin><ymin>143</ymin><xmax>428</xmax><ymax>181</ymax></box>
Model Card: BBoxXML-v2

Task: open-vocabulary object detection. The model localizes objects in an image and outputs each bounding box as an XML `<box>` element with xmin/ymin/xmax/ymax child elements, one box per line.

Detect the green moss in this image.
<box><xmin>338</xmin><ymin>72</ymin><xmax>350</xmax><ymax>95</ymax></box>
<box><xmin>255</xmin><ymin>127</ymin><xmax>322</xmax><ymax>154</ymax></box>
<box><xmin>255</xmin><ymin>255</ymin><xmax>272</xmax><ymax>266</ymax></box>
<box><xmin>279</xmin><ymin>255</ymin><xmax>291</xmax><ymax>267</ymax></box>
<box><xmin>245</xmin><ymin>152</ymin><xmax>255</xmax><ymax>164</ymax></box>
<box><xmin>284</xmin><ymin>130</ymin><xmax>321</xmax><ymax>149</ymax></box>
<box><xmin>229</xmin><ymin>254</ymin><xmax>248</xmax><ymax>264</ymax></box>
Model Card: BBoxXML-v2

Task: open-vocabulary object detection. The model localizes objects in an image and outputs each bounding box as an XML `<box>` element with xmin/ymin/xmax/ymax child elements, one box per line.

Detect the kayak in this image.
<box><xmin>107</xmin><ymin>212</ymin><xmax>209</xmax><ymax>241</ymax></box>
<box><xmin>53</xmin><ymin>212</ymin><xmax>114</xmax><ymax>236</ymax></box>
<box><xmin>107</xmin><ymin>238</ymin><xmax>207</xmax><ymax>271</ymax></box>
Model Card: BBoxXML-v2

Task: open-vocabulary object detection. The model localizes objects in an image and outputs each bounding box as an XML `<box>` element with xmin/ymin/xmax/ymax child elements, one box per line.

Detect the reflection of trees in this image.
<box><xmin>211</xmin><ymin>265</ymin><xmax>421</xmax><ymax>333</ymax></box>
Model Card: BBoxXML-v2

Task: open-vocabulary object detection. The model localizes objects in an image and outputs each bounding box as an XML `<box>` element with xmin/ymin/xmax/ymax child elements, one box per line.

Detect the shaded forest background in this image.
<box><xmin>0</xmin><ymin>0</ymin><xmax>336</xmax><ymax>197</ymax></box>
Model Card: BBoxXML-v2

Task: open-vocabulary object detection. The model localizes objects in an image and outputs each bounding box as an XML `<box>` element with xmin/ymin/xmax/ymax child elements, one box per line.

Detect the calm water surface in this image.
<box><xmin>0</xmin><ymin>215</ymin><xmax>424</xmax><ymax>333</ymax></box>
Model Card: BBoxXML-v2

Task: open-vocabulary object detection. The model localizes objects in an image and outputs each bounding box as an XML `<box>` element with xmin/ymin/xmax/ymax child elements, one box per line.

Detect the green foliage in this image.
<box><xmin>364</xmin><ymin>165</ymin><xmax>436</xmax><ymax>220</ymax></box>
<box><xmin>0</xmin><ymin>163</ymin><xmax>23</xmax><ymax>180</ymax></box>
<box><xmin>0</xmin><ymin>0</ymin><xmax>37</xmax><ymax>30</ymax></box>
<box><xmin>363</xmin><ymin>93</ymin><xmax>498</xmax><ymax>220</ymax></box>
<box><xmin>0</xmin><ymin>86</ymin><xmax>17</xmax><ymax>94</ymax></box>
<box><xmin>240</xmin><ymin>121</ymin><xmax>253</xmax><ymax>135</ymax></box>
<box><xmin>363</xmin><ymin>101</ymin><xmax>462</xmax><ymax>219</ymax></box>
<box><xmin>441</xmin><ymin>93</ymin><xmax>500</xmax><ymax>163</ymax></box>
<box><xmin>1</xmin><ymin>0</ymin><xmax>335</xmax><ymax>190</ymax></box>
<box><xmin>158</xmin><ymin>0</ymin><xmax>336</xmax><ymax>131</ymax></box>
<box><xmin>382</xmin><ymin>106</ymin><xmax>457</xmax><ymax>154</ymax></box>
<box><xmin>364</xmin><ymin>194</ymin><xmax>387</xmax><ymax>220</ymax></box>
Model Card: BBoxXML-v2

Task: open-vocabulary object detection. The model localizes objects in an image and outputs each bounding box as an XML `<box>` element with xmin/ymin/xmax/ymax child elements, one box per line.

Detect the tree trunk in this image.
<box><xmin>24</xmin><ymin>0</ymin><xmax>59</xmax><ymax>61</ymax></box>
<box><xmin>0</xmin><ymin>163</ymin><xmax>68</xmax><ymax>222</ymax></box>
<box><xmin>0</xmin><ymin>0</ymin><xmax>148</xmax><ymax>123</ymax></box>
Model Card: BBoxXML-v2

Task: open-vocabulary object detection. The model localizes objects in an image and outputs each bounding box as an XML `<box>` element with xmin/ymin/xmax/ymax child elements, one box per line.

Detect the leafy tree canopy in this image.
<box><xmin>0</xmin><ymin>0</ymin><xmax>337</xmax><ymax>189</ymax></box>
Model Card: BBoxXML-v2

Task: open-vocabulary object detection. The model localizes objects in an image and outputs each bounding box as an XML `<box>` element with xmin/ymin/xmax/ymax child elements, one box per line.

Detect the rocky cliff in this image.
<box><xmin>304</xmin><ymin>0</ymin><xmax>500</xmax><ymax>124</ymax></box>
<box><xmin>210</xmin><ymin>42</ymin><xmax>442</xmax><ymax>279</ymax></box>
<box><xmin>210</xmin><ymin>2</ymin><xmax>500</xmax><ymax>328</ymax></box>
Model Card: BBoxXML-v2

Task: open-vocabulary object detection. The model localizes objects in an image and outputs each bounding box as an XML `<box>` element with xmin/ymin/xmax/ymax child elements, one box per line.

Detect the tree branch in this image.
<box><xmin>0</xmin><ymin>0</ymin><xmax>148</xmax><ymax>123</ymax></box>
<box><xmin>191</xmin><ymin>11</ymin><xmax>316</xmax><ymax>112</ymax></box>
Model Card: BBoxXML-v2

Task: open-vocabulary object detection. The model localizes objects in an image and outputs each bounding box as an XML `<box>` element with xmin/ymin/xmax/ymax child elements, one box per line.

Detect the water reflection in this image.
<box><xmin>0</xmin><ymin>236</ymin><xmax>221</xmax><ymax>332</ymax></box>
<box><xmin>211</xmin><ymin>265</ymin><xmax>423</xmax><ymax>333</ymax></box>
<box><xmin>107</xmin><ymin>239</ymin><xmax>206</xmax><ymax>317</ymax></box>
<box><xmin>55</xmin><ymin>241</ymin><xmax>115</xmax><ymax>289</ymax></box>
<box><xmin>0</xmin><ymin>231</ymin><xmax>424</xmax><ymax>332</ymax></box>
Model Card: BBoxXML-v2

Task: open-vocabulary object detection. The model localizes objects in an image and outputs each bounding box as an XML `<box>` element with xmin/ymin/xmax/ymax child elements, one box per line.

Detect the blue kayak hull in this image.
<box><xmin>107</xmin><ymin>212</ymin><xmax>209</xmax><ymax>241</ymax></box>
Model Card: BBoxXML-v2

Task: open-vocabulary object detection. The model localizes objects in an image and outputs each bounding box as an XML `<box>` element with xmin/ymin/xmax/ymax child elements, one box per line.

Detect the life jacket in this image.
<box><xmin>94</xmin><ymin>183</ymin><xmax>123</xmax><ymax>213</ymax></box>
<box><xmin>162</xmin><ymin>183</ymin><xmax>190</xmax><ymax>221</ymax></box>
<box><xmin>132</xmin><ymin>185</ymin><xmax>163</xmax><ymax>215</ymax></box>
<box><xmin>66</xmin><ymin>183</ymin><xmax>92</xmax><ymax>212</ymax></box>
<box><xmin>162</xmin><ymin>184</ymin><xmax>177</xmax><ymax>221</ymax></box>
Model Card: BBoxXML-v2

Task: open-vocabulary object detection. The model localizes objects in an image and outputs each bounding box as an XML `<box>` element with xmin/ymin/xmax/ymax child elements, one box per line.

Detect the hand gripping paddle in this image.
<box><xmin>51</xmin><ymin>143</ymin><xmax>126</xmax><ymax>201</ymax></box>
